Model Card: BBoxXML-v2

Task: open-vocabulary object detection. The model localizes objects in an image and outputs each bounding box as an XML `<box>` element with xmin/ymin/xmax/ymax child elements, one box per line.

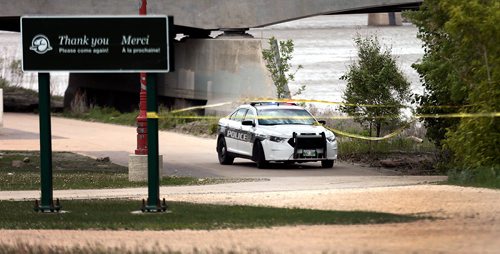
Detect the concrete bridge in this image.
<box><xmin>0</xmin><ymin>0</ymin><xmax>421</xmax><ymax>112</ymax></box>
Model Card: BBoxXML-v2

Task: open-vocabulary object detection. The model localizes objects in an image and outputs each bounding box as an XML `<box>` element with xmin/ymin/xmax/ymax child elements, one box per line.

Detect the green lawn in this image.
<box><xmin>0</xmin><ymin>200</ymin><xmax>420</xmax><ymax>230</ymax></box>
<box><xmin>0</xmin><ymin>151</ymin><xmax>258</xmax><ymax>191</ymax></box>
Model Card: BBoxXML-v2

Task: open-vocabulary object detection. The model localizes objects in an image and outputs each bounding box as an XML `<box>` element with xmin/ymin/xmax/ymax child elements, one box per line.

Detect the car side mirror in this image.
<box><xmin>242</xmin><ymin>120</ymin><xmax>255</xmax><ymax>127</ymax></box>
<box><xmin>318</xmin><ymin>120</ymin><xmax>326</xmax><ymax>125</ymax></box>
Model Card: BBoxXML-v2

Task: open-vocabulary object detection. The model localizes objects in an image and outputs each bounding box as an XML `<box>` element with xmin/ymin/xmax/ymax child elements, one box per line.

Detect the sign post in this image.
<box><xmin>35</xmin><ymin>72</ymin><xmax>60</xmax><ymax>212</ymax></box>
<box><xmin>144</xmin><ymin>73</ymin><xmax>166</xmax><ymax>212</ymax></box>
<box><xmin>22</xmin><ymin>16</ymin><xmax>172</xmax><ymax>213</ymax></box>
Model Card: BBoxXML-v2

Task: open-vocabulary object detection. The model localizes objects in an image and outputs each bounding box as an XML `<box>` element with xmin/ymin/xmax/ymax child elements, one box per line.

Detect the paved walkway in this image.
<box><xmin>0</xmin><ymin>175</ymin><xmax>446</xmax><ymax>201</ymax></box>
<box><xmin>0</xmin><ymin>112</ymin><xmax>217</xmax><ymax>176</ymax></box>
<box><xmin>0</xmin><ymin>113</ymin><xmax>403</xmax><ymax>178</ymax></box>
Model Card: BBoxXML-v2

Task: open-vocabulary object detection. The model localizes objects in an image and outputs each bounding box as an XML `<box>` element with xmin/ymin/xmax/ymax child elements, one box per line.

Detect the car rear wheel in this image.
<box><xmin>217</xmin><ymin>137</ymin><xmax>234</xmax><ymax>165</ymax></box>
<box><xmin>253</xmin><ymin>140</ymin><xmax>269</xmax><ymax>169</ymax></box>
<box><xmin>321</xmin><ymin>160</ymin><xmax>334</xmax><ymax>168</ymax></box>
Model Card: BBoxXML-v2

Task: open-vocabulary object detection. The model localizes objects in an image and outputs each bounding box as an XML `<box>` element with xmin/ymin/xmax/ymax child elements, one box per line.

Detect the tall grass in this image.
<box><xmin>61</xmin><ymin>105</ymin><xmax>220</xmax><ymax>136</ymax></box>
<box><xmin>62</xmin><ymin>106</ymin><xmax>138</xmax><ymax>126</ymax></box>
<box><xmin>447</xmin><ymin>166</ymin><xmax>500</xmax><ymax>189</ymax></box>
<box><xmin>338</xmin><ymin>137</ymin><xmax>436</xmax><ymax>156</ymax></box>
<box><xmin>308</xmin><ymin>104</ymin><xmax>436</xmax><ymax>155</ymax></box>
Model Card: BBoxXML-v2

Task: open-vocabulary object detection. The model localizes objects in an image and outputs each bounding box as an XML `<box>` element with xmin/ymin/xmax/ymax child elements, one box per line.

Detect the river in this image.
<box><xmin>249</xmin><ymin>14</ymin><xmax>424</xmax><ymax>103</ymax></box>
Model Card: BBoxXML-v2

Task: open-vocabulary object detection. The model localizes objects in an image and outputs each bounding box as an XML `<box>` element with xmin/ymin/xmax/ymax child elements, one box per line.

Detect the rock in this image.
<box><xmin>12</xmin><ymin>160</ymin><xmax>23</xmax><ymax>168</ymax></box>
<box><xmin>23</xmin><ymin>157</ymin><xmax>30</xmax><ymax>163</ymax></box>
<box><xmin>96</xmin><ymin>157</ymin><xmax>110</xmax><ymax>162</ymax></box>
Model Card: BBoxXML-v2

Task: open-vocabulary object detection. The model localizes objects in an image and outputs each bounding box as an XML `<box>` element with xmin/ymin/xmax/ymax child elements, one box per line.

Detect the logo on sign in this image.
<box><xmin>29</xmin><ymin>34</ymin><xmax>53</xmax><ymax>54</ymax></box>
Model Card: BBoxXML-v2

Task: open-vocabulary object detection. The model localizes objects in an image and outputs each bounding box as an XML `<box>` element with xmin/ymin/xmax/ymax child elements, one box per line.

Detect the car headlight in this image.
<box><xmin>269</xmin><ymin>136</ymin><xmax>288</xmax><ymax>143</ymax></box>
<box><xmin>257</xmin><ymin>134</ymin><xmax>287</xmax><ymax>143</ymax></box>
<box><xmin>326</xmin><ymin>135</ymin><xmax>336</xmax><ymax>142</ymax></box>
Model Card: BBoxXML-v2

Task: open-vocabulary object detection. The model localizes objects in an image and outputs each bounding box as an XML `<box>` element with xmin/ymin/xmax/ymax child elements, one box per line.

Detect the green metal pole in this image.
<box><xmin>146</xmin><ymin>73</ymin><xmax>160</xmax><ymax>210</ymax></box>
<box><xmin>38</xmin><ymin>73</ymin><xmax>53</xmax><ymax>210</ymax></box>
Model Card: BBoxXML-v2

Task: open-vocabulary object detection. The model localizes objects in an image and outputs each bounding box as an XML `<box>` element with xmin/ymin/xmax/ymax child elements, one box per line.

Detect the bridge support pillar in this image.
<box><xmin>0</xmin><ymin>89</ymin><xmax>3</xmax><ymax>129</ymax></box>
<box><xmin>368</xmin><ymin>12</ymin><xmax>402</xmax><ymax>26</ymax></box>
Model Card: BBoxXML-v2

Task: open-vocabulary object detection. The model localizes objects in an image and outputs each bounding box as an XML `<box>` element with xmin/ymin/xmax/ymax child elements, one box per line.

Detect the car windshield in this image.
<box><xmin>257</xmin><ymin>108</ymin><xmax>316</xmax><ymax>125</ymax></box>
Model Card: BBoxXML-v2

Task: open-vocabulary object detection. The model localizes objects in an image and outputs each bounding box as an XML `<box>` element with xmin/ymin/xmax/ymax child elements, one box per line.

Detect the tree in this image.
<box><xmin>340</xmin><ymin>36</ymin><xmax>411</xmax><ymax>137</ymax></box>
<box><xmin>406</xmin><ymin>0</ymin><xmax>500</xmax><ymax>172</ymax></box>
<box><xmin>405</xmin><ymin>1</ymin><xmax>469</xmax><ymax>147</ymax></box>
<box><xmin>8</xmin><ymin>60</ymin><xmax>23</xmax><ymax>87</ymax></box>
<box><xmin>262</xmin><ymin>37</ymin><xmax>303</xmax><ymax>99</ymax></box>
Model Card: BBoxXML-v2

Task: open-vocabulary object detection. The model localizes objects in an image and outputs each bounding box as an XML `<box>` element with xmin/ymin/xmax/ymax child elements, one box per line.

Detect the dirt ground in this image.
<box><xmin>1</xmin><ymin>184</ymin><xmax>499</xmax><ymax>253</ymax></box>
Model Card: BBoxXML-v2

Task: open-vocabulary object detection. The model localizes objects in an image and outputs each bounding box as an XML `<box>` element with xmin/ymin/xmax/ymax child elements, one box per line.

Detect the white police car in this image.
<box><xmin>216</xmin><ymin>102</ymin><xmax>338</xmax><ymax>168</ymax></box>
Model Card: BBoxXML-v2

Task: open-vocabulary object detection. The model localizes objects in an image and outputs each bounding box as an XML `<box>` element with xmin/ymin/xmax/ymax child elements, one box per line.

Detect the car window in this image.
<box><xmin>257</xmin><ymin>108</ymin><xmax>315</xmax><ymax>125</ymax></box>
<box><xmin>231</xmin><ymin>108</ymin><xmax>248</xmax><ymax>122</ymax></box>
<box><xmin>228</xmin><ymin>111</ymin><xmax>238</xmax><ymax>120</ymax></box>
<box><xmin>244</xmin><ymin>109</ymin><xmax>256</xmax><ymax>121</ymax></box>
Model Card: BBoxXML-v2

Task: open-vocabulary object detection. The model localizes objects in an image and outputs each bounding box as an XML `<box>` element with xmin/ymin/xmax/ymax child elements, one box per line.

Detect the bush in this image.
<box><xmin>405</xmin><ymin>0</ymin><xmax>499</xmax><ymax>187</ymax></box>
<box><xmin>447</xmin><ymin>166</ymin><xmax>500</xmax><ymax>189</ymax></box>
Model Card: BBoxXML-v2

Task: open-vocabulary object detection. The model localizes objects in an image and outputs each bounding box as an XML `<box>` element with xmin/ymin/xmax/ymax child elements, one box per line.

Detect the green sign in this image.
<box><xmin>21</xmin><ymin>16</ymin><xmax>173</xmax><ymax>72</ymax></box>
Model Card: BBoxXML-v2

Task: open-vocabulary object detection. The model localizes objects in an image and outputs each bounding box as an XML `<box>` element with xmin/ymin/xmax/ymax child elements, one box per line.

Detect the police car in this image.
<box><xmin>216</xmin><ymin>102</ymin><xmax>338</xmax><ymax>168</ymax></box>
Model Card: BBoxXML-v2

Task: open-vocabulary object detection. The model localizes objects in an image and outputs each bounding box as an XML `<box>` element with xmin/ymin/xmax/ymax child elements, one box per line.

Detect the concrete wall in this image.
<box><xmin>1</xmin><ymin>0</ymin><xmax>421</xmax><ymax>30</ymax></box>
<box><xmin>0</xmin><ymin>89</ymin><xmax>3</xmax><ymax>128</ymax></box>
<box><xmin>64</xmin><ymin>37</ymin><xmax>275</xmax><ymax>113</ymax></box>
<box><xmin>368</xmin><ymin>12</ymin><xmax>402</xmax><ymax>26</ymax></box>
<box><xmin>160</xmin><ymin>38</ymin><xmax>275</xmax><ymax>111</ymax></box>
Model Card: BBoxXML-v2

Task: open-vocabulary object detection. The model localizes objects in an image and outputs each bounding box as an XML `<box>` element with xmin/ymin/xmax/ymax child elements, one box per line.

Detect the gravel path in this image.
<box><xmin>1</xmin><ymin>184</ymin><xmax>499</xmax><ymax>253</ymax></box>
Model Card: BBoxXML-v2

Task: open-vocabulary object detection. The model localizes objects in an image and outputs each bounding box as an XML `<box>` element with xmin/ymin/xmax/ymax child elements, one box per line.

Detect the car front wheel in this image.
<box><xmin>253</xmin><ymin>140</ymin><xmax>269</xmax><ymax>169</ymax></box>
<box><xmin>321</xmin><ymin>160</ymin><xmax>334</xmax><ymax>168</ymax></box>
<box><xmin>217</xmin><ymin>137</ymin><xmax>234</xmax><ymax>165</ymax></box>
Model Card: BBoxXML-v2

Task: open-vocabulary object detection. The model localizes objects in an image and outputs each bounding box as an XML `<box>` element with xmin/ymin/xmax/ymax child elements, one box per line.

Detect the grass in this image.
<box><xmin>60</xmin><ymin>106</ymin><xmax>138</xmax><ymax>126</ymax></box>
<box><xmin>311</xmin><ymin>106</ymin><xmax>437</xmax><ymax>160</ymax></box>
<box><xmin>0</xmin><ymin>199</ymin><xmax>420</xmax><ymax>230</ymax></box>
<box><xmin>0</xmin><ymin>151</ymin><xmax>258</xmax><ymax>191</ymax></box>
<box><xmin>59</xmin><ymin>106</ymin><xmax>219</xmax><ymax>137</ymax></box>
<box><xmin>446</xmin><ymin>167</ymin><xmax>500</xmax><ymax>189</ymax></box>
<box><xmin>0</xmin><ymin>77</ymin><xmax>64</xmax><ymax>107</ymax></box>
<box><xmin>0</xmin><ymin>77</ymin><xmax>36</xmax><ymax>96</ymax></box>
<box><xmin>338</xmin><ymin>137</ymin><xmax>436</xmax><ymax>156</ymax></box>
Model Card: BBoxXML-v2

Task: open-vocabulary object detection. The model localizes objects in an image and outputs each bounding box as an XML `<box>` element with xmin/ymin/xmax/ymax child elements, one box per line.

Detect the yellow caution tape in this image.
<box><xmin>170</xmin><ymin>101</ymin><xmax>234</xmax><ymax>114</ymax></box>
<box><xmin>166</xmin><ymin>97</ymin><xmax>470</xmax><ymax>114</ymax></box>
<box><xmin>243</xmin><ymin>97</ymin><xmax>469</xmax><ymax>109</ymax></box>
<box><xmin>323</xmin><ymin>121</ymin><xmax>415</xmax><ymax>141</ymax></box>
<box><xmin>163</xmin><ymin>115</ymin><xmax>222</xmax><ymax>120</ymax></box>
<box><xmin>245</xmin><ymin>97</ymin><xmax>405</xmax><ymax>108</ymax></box>
<box><xmin>146</xmin><ymin>97</ymin><xmax>498</xmax><ymax>141</ymax></box>
<box><xmin>160</xmin><ymin>112</ymin><xmax>500</xmax><ymax>120</ymax></box>
<box><xmin>416</xmin><ymin>112</ymin><xmax>500</xmax><ymax>119</ymax></box>
<box><xmin>145</xmin><ymin>112</ymin><xmax>499</xmax><ymax>140</ymax></box>
<box><xmin>146</xmin><ymin>112</ymin><xmax>159</xmax><ymax>119</ymax></box>
<box><xmin>320</xmin><ymin>112</ymin><xmax>499</xmax><ymax>140</ymax></box>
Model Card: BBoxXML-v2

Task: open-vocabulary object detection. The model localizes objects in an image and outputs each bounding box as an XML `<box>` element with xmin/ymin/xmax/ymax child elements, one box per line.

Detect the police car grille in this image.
<box><xmin>288</xmin><ymin>136</ymin><xmax>324</xmax><ymax>149</ymax></box>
